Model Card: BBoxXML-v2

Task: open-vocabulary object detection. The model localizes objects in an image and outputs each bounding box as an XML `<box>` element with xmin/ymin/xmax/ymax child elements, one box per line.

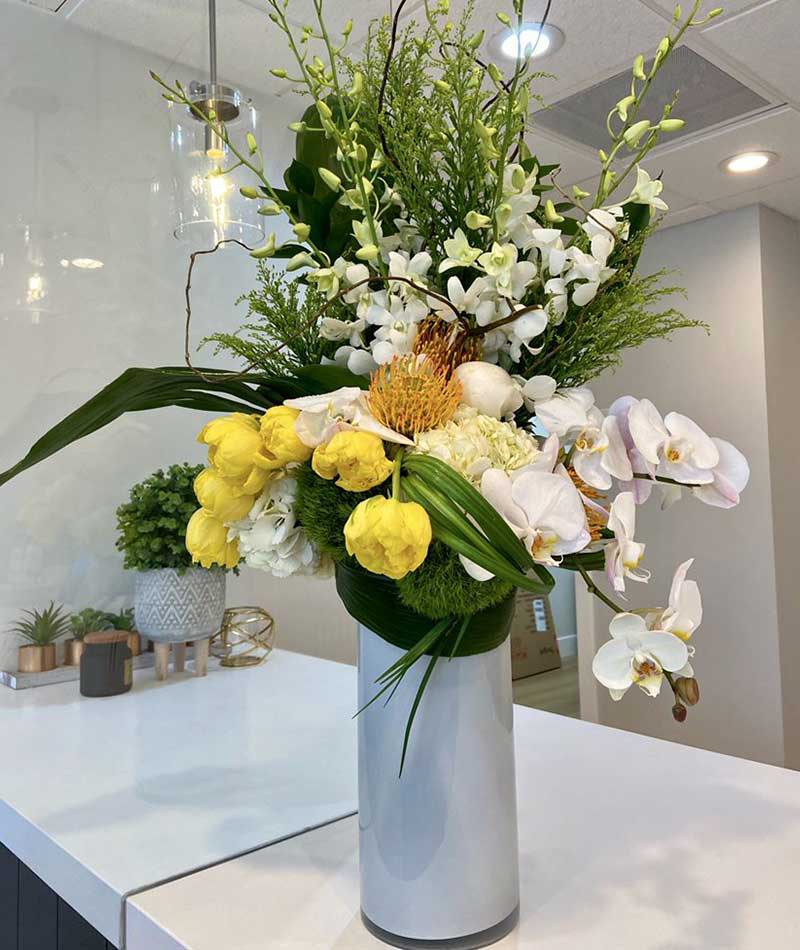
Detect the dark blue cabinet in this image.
<box><xmin>0</xmin><ymin>844</ymin><xmax>116</xmax><ymax>950</ymax></box>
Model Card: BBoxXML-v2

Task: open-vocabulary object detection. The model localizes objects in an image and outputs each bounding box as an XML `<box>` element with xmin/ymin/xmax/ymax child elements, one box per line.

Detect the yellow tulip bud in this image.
<box><xmin>186</xmin><ymin>508</ymin><xmax>240</xmax><ymax>569</ymax></box>
<box><xmin>194</xmin><ymin>468</ymin><xmax>256</xmax><ymax>522</ymax></box>
<box><xmin>312</xmin><ymin>431</ymin><xmax>393</xmax><ymax>492</ymax></box>
<box><xmin>344</xmin><ymin>496</ymin><xmax>431</xmax><ymax>580</ymax></box>
<box><xmin>257</xmin><ymin>406</ymin><xmax>313</xmax><ymax>471</ymax></box>
<box><xmin>199</xmin><ymin>413</ymin><xmax>267</xmax><ymax>484</ymax></box>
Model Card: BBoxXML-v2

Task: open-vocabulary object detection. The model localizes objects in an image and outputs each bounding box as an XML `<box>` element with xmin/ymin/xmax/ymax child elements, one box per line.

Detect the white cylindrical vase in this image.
<box><xmin>358</xmin><ymin>623</ymin><xmax>519</xmax><ymax>949</ymax></box>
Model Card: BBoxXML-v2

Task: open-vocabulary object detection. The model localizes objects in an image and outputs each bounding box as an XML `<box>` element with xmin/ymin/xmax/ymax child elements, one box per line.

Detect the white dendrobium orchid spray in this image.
<box><xmin>604</xmin><ymin>492</ymin><xmax>649</xmax><ymax>592</ymax></box>
<box><xmin>284</xmin><ymin>387</ymin><xmax>413</xmax><ymax>447</ymax></box>
<box><xmin>592</xmin><ymin>612</ymin><xmax>689</xmax><ymax>701</ymax></box>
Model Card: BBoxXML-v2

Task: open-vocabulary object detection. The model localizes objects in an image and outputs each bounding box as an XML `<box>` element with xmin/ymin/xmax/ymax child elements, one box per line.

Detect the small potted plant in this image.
<box><xmin>116</xmin><ymin>464</ymin><xmax>229</xmax><ymax>658</ymax></box>
<box><xmin>12</xmin><ymin>602</ymin><xmax>71</xmax><ymax>673</ymax></box>
<box><xmin>103</xmin><ymin>608</ymin><xmax>141</xmax><ymax>657</ymax></box>
<box><xmin>65</xmin><ymin>609</ymin><xmax>112</xmax><ymax>666</ymax></box>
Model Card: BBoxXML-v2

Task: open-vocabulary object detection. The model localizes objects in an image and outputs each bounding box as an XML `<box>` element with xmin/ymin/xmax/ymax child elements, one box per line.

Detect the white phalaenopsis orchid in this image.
<box><xmin>592</xmin><ymin>612</ymin><xmax>689</xmax><ymax>701</ymax></box>
<box><xmin>604</xmin><ymin>492</ymin><xmax>649</xmax><ymax>592</ymax></box>
<box><xmin>465</xmin><ymin>468</ymin><xmax>590</xmax><ymax>576</ymax></box>
<box><xmin>658</xmin><ymin>559</ymin><xmax>703</xmax><ymax>643</ymax></box>
<box><xmin>629</xmin><ymin>400</ymin><xmax>720</xmax><ymax>484</ymax></box>
<box><xmin>284</xmin><ymin>387</ymin><xmax>412</xmax><ymax>446</ymax></box>
<box><xmin>532</xmin><ymin>386</ymin><xmax>632</xmax><ymax>490</ymax></box>
<box><xmin>692</xmin><ymin>438</ymin><xmax>750</xmax><ymax>509</ymax></box>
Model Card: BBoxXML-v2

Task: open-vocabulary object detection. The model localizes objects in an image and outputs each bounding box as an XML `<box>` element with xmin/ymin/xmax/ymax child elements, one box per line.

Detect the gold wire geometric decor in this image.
<box><xmin>211</xmin><ymin>607</ymin><xmax>276</xmax><ymax>668</ymax></box>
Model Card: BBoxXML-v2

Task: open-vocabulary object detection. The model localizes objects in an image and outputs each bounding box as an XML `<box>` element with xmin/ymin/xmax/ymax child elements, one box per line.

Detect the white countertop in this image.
<box><xmin>0</xmin><ymin>650</ymin><xmax>358</xmax><ymax>946</ymax></box>
<box><xmin>128</xmin><ymin>705</ymin><xmax>800</xmax><ymax>950</ymax></box>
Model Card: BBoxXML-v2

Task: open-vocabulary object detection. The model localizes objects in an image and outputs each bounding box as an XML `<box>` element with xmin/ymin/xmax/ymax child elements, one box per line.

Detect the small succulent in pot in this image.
<box><xmin>103</xmin><ymin>608</ymin><xmax>141</xmax><ymax>656</ymax></box>
<box><xmin>12</xmin><ymin>602</ymin><xmax>71</xmax><ymax>673</ymax></box>
<box><xmin>65</xmin><ymin>609</ymin><xmax>113</xmax><ymax>666</ymax></box>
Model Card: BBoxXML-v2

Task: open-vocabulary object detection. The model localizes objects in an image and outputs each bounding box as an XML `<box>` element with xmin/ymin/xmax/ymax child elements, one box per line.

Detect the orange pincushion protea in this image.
<box><xmin>368</xmin><ymin>354</ymin><xmax>462</xmax><ymax>437</ymax></box>
<box><xmin>567</xmin><ymin>466</ymin><xmax>607</xmax><ymax>541</ymax></box>
<box><xmin>413</xmin><ymin>316</ymin><xmax>482</xmax><ymax>375</ymax></box>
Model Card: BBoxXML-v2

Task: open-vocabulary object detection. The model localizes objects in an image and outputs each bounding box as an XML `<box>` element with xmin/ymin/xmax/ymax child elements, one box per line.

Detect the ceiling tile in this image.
<box><xmin>709</xmin><ymin>174</ymin><xmax>800</xmax><ymax>220</ymax></box>
<box><xmin>645</xmin><ymin>0</ymin><xmax>772</xmax><ymax>20</ymax></box>
<box><xmin>648</xmin><ymin>106</ymin><xmax>800</xmax><ymax>202</ymax></box>
<box><xmin>465</xmin><ymin>0</ymin><xmax>668</xmax><ymax>102</ymax></box>
<box><xmin>526</xmin><ymin>130</ymin><xmax>600</xmax><ymax>186</ymax></box>
<box><xmin>701</xmin><ymin>0</ymin><xmax>800</xmax><ymax>105</ymax></box>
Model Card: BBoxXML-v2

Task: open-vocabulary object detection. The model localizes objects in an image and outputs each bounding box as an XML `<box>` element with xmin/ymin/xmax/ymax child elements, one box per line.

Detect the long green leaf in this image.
<box><xmin>0</xmin><ymin>362</ymin><xmax>367</xmax><ymax>488</ymax></box>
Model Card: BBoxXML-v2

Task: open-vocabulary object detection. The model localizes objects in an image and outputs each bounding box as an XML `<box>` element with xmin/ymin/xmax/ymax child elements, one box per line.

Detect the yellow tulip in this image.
<box><xmin>198</xmin><ymin>413</ymin><xmax>269</xmax><ymax>496</ymax></box>
<box><xmin>194</xmin><ymin>468</ymin><xmax>255</xmax><ymax>523</ymax></box>
<box><xmin>185</xmin><ymin>508</ymin><xmax>240</xmax><ymax>569</ymax></box>
<box><xmin>344</xmin><ymin>496</ymin><xmax>431</xmax><ymax>579</ymax></box>
<box><xmin>312</xmin><ymin>431</ymin><xmax>393</xmax><ymax>492</ymax></box>
<box><xmin>257</xmin><ymin>406</ymin><xmax>313</xmax><ymax>471</ymax></box>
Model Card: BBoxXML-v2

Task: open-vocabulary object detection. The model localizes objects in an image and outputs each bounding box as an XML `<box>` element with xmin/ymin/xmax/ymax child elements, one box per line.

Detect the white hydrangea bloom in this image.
<box><xmin>228</xmin><ymin>476</ymin><xmax>320</xmax><ymax>578</ymax></box>
<box><xmin>412</xmin><ymin>406</ymin><xmax>541</xmax><ymax>484</ymax></box>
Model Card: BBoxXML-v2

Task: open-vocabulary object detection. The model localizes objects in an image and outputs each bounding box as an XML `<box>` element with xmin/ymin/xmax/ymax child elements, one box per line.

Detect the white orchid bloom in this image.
<box><xmin>469</xmin><ymin>469</ymin><xmax>590</xmax><ymax>572</ymax></box>
<box><xmin>319</xmin><ymin>316</ymin><xmax>367</xmax><ymax>347</ymax></box>
<box><xmin>284</xmin><ymin>386</ymin><xmax>412</xmax><ymax>447</ymax></box>
<box><xmin>343</xmin><ymin>263</ymin><xmax>387</xmax><ymax>321</ymax></box>
<box><xmin>439</xmin><ymin>228</ymin><xmax>482</xmax><ymax>272</ymax></box>
<box><xmin>366</xmin><ymin>294</ymin><xmax>427</xmax><ymax>364</ymax></box>
<box><xmin>604</xmin><ymin>492</ymin><xmax>649</xmax><ymax>592</ymax></box>
<box><xmin>592</xmin><ymin>612</ymin><xmax>689</xmax><ymax>701</ymax></box>
<box><xmin>692</xmin><ymin>438</ymin><xmax>750</xmax><ymax>508</ymax></box>
<box><xmin>478</xmin><ymin>241</ymin><xmax>517</xmax><ymax>281</ymax></box>
<box><xmin>580</xmin><ymin>207</ymin><xmax>626</xmax><ymax>266</ymax></box>
<box><xmin>499</xmin><ymin>194</ymin><xmax>541</xmax><ymax>248</ymax></box>
<box><xmin>608</xmin><ymin>396</ymin><xmax>656</xmax><ymax>504</ymax></box>
<box><xmin>307</xmin><ymin>257</ymin><xmax>347</xmax><ymax>300</ymax></box>
<box><xmin>533</xmin><ymin>386</ymin><xmax>596</xmax><ymax>438</ymax></box>
<box><xmin>388</xmin><ymin>250</ymin><xmax>432</xmax><ymax>297</ymax></box>
<box><xmin>332</xmin><ymin>345</ymin><xmax>378</xmax><ymax>377</ymax></box>
<box><xmin>502</xmin><ymin>163</ymin><xmax>538</xmax><ymax>197</ymax></box>
<box><xmin>543</xmin><ymin>276</ymin><xmax>569</xmax><ymax>323</ymax></box>
<box><xmin>572</xmin><ymin>408</ymin><xmax>633</xmax><ymax>490</ymax></box>
<box><xmin>659</xmin><ymin>559</ymin><xmax>703</xmax><ymax>643</ymax></box>
<box><xmin>629</xmin><ymin>400</ymin><xmax>719</xmax><ymax>484</ymax></box>
<box><xmin>565</xmin><ymin>247</ymin><xmax>616</xmax><ymax>306</ymax></box>
<box><xmin>433</xmin><ymin>275</ymin><xmax>498</xmax><ymax>326</ymax></box>
<box><xmin>624</xmin><ymin>167</ymin><xmax>669</xmax><ymax>214</ymax></box>
<box><xmin>513</xmin><ymin>374</ymin><xmax>557</xmax><ymax>413</ymax></box>
<box><xmin>454</xmin><ymin>361</ymin><xmax>524</xmax><ymax>420</ymax></box>
<box><xmin>530</xmin><ymin>228</ymin><xmax>568</xmax><ymax>275</ymax></box>
<box><xmin>504</xmin><ymin>309</ymin><xmax>548</xmax><ymax>362</ymax></box>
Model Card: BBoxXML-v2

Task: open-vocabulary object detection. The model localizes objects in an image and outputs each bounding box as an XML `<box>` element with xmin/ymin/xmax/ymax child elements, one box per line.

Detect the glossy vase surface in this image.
<box><xmin>357</xmin><ymin>624</ymin><xmax>519</xmax><ymax>949</ymax></box>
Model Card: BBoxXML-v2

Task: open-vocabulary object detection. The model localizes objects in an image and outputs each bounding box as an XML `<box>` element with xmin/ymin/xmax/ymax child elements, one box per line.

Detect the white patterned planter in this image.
<box><xmin>134</xmin><ymin>568</ymin><xmax>226</xmax><ymax>644</ymax></box>
<box><xmin>358</xmin><ymin>624</ymin><xmax>519</xmax><ymax>949</ymax></box>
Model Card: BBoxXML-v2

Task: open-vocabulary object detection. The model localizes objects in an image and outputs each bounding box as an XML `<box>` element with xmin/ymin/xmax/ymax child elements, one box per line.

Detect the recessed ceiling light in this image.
<box><xmin>494</xmin><ymin>23</ymin><xmax>564</xmax><ymax>61</ymax></box>
<box><xmin>70</xmin><ymin>258</ymin><xmax>104</xmax><ymax>269</ymax></box>
<box><xmin>720</xmin><ymin>151</ymin><xmax>778</xmax><ymax>175</ymax></box>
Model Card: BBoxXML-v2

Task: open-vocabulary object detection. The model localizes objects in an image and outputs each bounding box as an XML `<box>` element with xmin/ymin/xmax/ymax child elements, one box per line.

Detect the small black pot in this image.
<box><xmin>80</xmin><ymin>631</ymin><xmax>133</xmax><ymax>697</ymax></box>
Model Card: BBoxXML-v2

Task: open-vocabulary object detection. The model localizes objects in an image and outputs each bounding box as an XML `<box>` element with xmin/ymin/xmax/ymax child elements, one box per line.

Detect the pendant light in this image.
<box><xmin>168</xmin><ymin>0</ymin><xmax>264</xmax><ymax>245</ymax></box>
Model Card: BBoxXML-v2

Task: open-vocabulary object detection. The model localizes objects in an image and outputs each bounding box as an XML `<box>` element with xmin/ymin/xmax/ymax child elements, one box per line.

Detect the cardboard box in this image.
<box><xmin>510</xmin><ymin>589</ymin><xmax>561</xmax><ymax>680</ymax></box>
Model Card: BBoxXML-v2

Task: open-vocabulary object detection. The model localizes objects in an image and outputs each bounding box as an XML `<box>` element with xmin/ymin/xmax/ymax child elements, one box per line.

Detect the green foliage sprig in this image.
<box><xmin>202</xmin><ymin>266</ymin><xmax>338</xmax><ymax>375</ymax></box>
<box><xmin>70</xmin><ymin>609</ymin><xmax>113</xmax><ymax>640</ymax></box>
<box><xmin>115</xmin><ymin>463</ymin><xmax>204</xmax><ymax>573</ymax></box>
<box><xmin>103</xmin><ymin>608</ymin><xmax>136</xmax><ymax>631</ymax></box>
<box><xmin>12</xmin><ymin>602</ymin><xmax>71</xmax><ymax>646</ymax></box>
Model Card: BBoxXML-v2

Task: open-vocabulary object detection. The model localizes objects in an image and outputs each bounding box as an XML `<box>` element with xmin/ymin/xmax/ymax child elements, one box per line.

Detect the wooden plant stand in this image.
<box><xmin>153</xmin><ymin>638</ymin><xmax>210</xmax><ymax>681</ymax></box>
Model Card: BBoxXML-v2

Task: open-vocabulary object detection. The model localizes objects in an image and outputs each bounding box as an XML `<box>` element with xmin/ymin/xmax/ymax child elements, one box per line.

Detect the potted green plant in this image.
<box><xmin>12</xmin><ymin>602</ymin><xmax>71</xmax><ymax>673</ymax></box>
<box><xmin>116</xmin><ymin>464</ymin><xmax>229</xmax><ymax>659</ymax></box>
<box><xmin>65</xmin><ymin>609</ymin><xmax>112</xmax><ymax>666</ymax></box>
<box><xmin>103</xmin><ymin>607</ymin><xmax>141</xmax><ymax>657</ymax></box>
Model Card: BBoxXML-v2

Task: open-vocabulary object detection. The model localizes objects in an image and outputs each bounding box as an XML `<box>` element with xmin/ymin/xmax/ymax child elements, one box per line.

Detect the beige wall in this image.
<box><xmin>578</xmin><ymin>205</ymin><xmax>793</xmax><ymax>767</ymax></box>
<box><xmin>760</xmin><ymin>207</ymin><xmax>800</xmax><ymax>767</ymax></box>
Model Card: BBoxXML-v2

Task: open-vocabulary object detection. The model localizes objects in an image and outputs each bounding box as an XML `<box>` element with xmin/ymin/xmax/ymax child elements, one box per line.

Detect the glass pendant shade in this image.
<box><xmin>169</xmin><ymin>83</ymin><xmax>264</xmax><ymax>245</ymax></box>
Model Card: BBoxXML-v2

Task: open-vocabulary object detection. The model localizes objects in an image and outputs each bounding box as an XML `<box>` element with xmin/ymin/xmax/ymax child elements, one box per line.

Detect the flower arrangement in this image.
<box><xmin>1</xmin><ymin>0</ymin><xmax>741</xmax><ymax>731</ymax></box>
